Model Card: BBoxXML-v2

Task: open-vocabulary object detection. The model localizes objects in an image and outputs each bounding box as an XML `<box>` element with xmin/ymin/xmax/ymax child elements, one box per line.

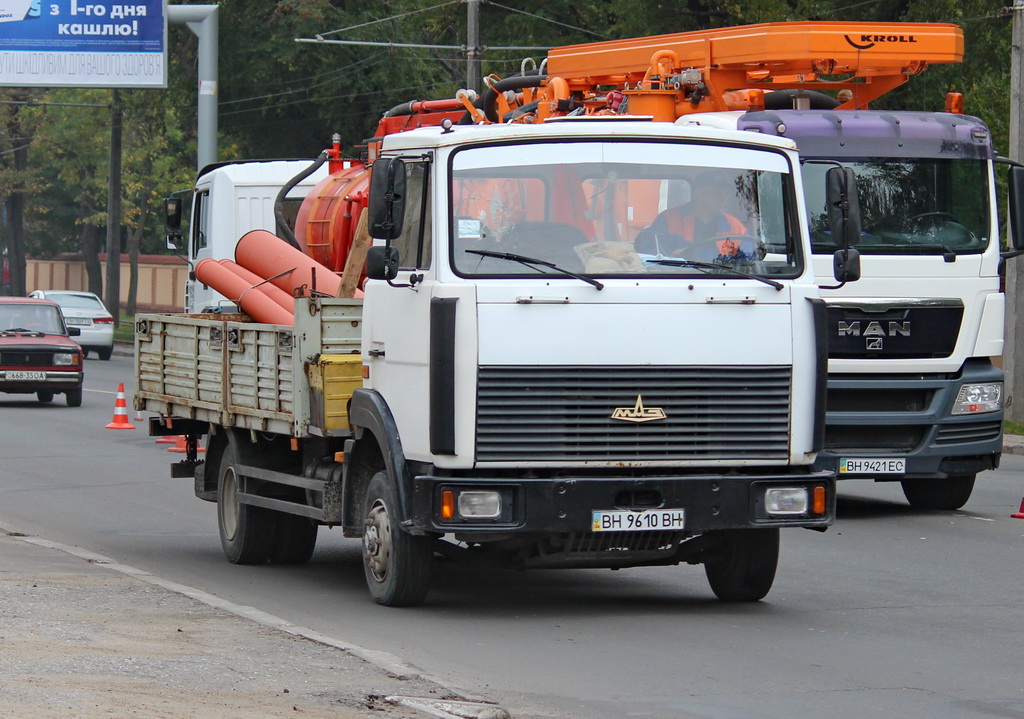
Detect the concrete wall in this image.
<box><xmin>25</xmin><ymin>254</ymin><xmax>187</xmax><ymax>312</ymax></box>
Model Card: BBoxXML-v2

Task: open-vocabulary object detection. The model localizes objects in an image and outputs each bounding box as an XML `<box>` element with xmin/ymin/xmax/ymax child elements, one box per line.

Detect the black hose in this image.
<box><xmin>274</xmin><ymin>151</ymin><xmax>328</xmax><ymax>250</ymax></box>
<box><xmin>480</xmin><ymin>73</ymin><xmax>547</xmax><ymax>123</ymax></box>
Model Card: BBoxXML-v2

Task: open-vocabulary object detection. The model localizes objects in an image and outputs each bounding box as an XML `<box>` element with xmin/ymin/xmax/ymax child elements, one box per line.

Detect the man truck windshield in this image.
<box><xmin>802</xmin><ymin>158</ymin><xmax>990</xmax><ymax>255</ymax></box>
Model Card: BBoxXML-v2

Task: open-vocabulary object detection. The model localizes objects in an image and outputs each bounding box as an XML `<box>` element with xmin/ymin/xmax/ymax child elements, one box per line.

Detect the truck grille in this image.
<box><xmin>0</xmin><ymin>350</ymin><xmax>57</xmax><ymax>366</ymax></box>
<box><xmin>476</xmin><ymin>366</ymin><xmax>791</xmax><ymax>462</ymax></box>
<box><xmin>935</xmin><ymin>421</ymin><xmax>1001</xmax><ymax>445</ymax></box>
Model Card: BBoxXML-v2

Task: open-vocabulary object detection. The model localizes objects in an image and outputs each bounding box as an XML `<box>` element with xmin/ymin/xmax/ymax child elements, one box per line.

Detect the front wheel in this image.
<box><xmin>36</xmin><ymin>391</ymin><xmax>54</xmax><ymax>403</ymax></box>
<box><xmin>901</xmin><ymin>474</ymin><xmax>975</xmax><ymax>511</ymax></box>
<box><xmin>362</xmin><ymin>472</ymin><xmax>434</xmax><ymax>607</ymax></box>
<box><xmin>65</xmin><ymin>388</ymin><xmax>82</xmax><ymax>407</ymax></box>
<box><xmin>703</xmin><ymin>528</ymin><xmax>780</xmax><ymax>602</ymax></box>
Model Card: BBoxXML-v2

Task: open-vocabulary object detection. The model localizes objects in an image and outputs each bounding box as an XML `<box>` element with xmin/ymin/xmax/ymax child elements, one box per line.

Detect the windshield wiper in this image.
<box><xmin>465</xmin><ymin>249</ymin><xmax>604</xmax><ymax>290</ymax></box>
<box><xmin>646</xmin><ymin>258</ymin><xmax>783</xmax><ymax>290</ymax></box>
<box><xmin>1</xmin><ymin>327</ymin><xmax>45</xmax><ymax>335</ymax></box>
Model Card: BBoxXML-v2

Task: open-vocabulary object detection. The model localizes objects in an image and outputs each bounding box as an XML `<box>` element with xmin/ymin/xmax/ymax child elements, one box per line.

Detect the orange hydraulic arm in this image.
<box><xmin>517</xmin><ymin>22</ymin><xmax>964</xmax><ymax>121</ymax></box>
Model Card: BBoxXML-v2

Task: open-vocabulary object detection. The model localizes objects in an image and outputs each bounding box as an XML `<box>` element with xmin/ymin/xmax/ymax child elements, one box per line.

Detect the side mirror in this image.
<box><xmin>368</xmin><ymin>158</ymin><xmax>407</xmax><ymax>240</ymax></box>
<box><xmin>1008</xmin><ymin>166</ymin><xmax>1024</xmax><ymax>251</ymax></box>
<box><xmin>365</xmin><ymin>245</ymin><xmax>400</xmax><ymax>281</ymax></box>
<box><xmin>164</xmin><ymin>197</ymin><xmax>184</xmax><ymax>251</ymax></box>
<box><xmin>825</xmin><ymin>166</ymin><xmax>862</xmax><ymax>248</ymax></box>
<box><xmin>833</xmin><ymin>247</ymin><xmax>861</xmax><ymax>283</ymax></box>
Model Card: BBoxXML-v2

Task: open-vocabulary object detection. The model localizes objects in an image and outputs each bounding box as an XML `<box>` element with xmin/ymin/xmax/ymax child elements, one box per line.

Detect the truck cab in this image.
<box><xmin>176</xmin><ymin>160</ymin><xmax>330</xmax><ymax>313</ymax></box>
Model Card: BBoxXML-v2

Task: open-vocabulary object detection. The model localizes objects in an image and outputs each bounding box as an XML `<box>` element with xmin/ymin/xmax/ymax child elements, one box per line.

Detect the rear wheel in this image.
<box><xmin>269</xmin><ymin>514</ymin><xmax>318</xmax><ymax>564</ymax></box>
<box><xmin>98</xmin><ymin>346</ymin><xmax>113</xmax><ymax>360</ymax></box>
<box><xmin>703</xmin><ymin>528</ymin><xmax>780</xmax><ymax>602</ymax></box>
<box><xmin>65</xmin><ymin>388</ymin><xmax>82</xmax><ymax>407</ymax></box>
<box><xmin>362</xmin><ymin>472</ymin><xmax>433</xmax><ymax>606</ymax></box>
<box><xmin>36</xmin><ymin>391</ymin><xmax>54</xmax><ymax>403</ymax></box>
<box><xmin>217</xmin><ymin>443</ymin><xmax>275</xmax><ymax>564</ymax></box>
<box><xmin>901</xmin><ymin>474</ymin><xmax>975</xmax><ymax>511</ymax></box>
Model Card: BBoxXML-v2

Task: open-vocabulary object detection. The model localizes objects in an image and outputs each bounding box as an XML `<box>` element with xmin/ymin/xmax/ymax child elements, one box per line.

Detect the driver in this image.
<box><xmin>635</xmin><ymin>171</ymin><xmax>747</xmax><ymax>258</ymax></box>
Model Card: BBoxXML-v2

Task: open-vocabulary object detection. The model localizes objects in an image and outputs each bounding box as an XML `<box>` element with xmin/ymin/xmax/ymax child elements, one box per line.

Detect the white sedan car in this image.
<box><xmin>28</xmin><ymin>290</ymin><xmax>115</xmax><ymax>360</ymax></box>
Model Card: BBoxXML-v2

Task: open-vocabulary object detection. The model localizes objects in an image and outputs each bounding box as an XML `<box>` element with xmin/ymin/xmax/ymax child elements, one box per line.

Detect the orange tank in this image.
<box><xmin>294</xmin><ymin>163</ymin><xmax>371</xmax><ymax>272</ymax></box>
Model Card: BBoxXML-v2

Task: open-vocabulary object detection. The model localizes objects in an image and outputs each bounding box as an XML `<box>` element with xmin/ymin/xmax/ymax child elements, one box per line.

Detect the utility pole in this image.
<box><xmin>1006</xmin><ymin>0</ymin><xmax>1024</xmax><ymax>422</ymax></box>
<box><xmin>104</xmin><ymin>89</ymin><xmax>122</xmax><ymax>326</ymax></box>
<box><xmin>466</xmin><ymin>0</ymin><xmax>481</xmax><ymax>92</ymax></box>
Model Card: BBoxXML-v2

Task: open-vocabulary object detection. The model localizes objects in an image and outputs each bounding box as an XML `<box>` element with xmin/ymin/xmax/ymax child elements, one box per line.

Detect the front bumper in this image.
<box><xmin>814</xmin><ymin>360</ymin><xmax>1003</xmax><ymax>480</ymax></box>
<box><xmin>410</xmin><ymin>471</ymin><xmax>835</xmax><ymax>535</ymax></box>
<box><xmin>0</xmin><ymin>369</ymin><xmax>83</xmax><ymax>392</ymax></box>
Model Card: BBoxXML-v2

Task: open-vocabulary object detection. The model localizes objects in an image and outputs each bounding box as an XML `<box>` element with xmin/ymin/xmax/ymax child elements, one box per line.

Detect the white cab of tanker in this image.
<box><xmin>165</xmin><ymin>159</ymin><xmax>330</xmax><ymax>313</ymax></box>
<box><xmin>684</xmin><ymin>108</ymin><xmax>1024</xmax><ymax>510</ymax></box>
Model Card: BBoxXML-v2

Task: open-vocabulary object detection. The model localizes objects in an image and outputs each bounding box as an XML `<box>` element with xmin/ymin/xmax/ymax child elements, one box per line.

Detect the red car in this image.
<box><xmin>0</xmin><ymin>297</ymin><xmax>85</xmax><ymax>406</ymax></box>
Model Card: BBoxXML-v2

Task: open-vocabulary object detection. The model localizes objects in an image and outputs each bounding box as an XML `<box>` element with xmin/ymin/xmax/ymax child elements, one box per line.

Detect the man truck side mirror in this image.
<box><xmin>368</xmin><ymin>158</ymin><xmax>407</xmax><ymax>241</ymax></box>
<box><xmin>833</xmin><ymin>247</ymin><xmax>861</xmax><ymax>283</ymax></box>
<box><xmin>365</xmin><ymin>246</ymin><xmax>400</xmax><ymax>281</ymax></box>
<box><xmin>164</xmin><ymin>197</ymin><xmax>184</xmax><ymax>251</ymax></box>
<box><xmin>1007</xmin><ymin>165</ymin><xmax>1024</xmax><ymax>254</ymax></box>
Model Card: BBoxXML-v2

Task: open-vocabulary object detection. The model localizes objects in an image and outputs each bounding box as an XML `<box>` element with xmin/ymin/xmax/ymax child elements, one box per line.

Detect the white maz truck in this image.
<box><xmin>137</xmin><ymin>118</ymin><xmax>858</xmax><ymax>606</ymax></box>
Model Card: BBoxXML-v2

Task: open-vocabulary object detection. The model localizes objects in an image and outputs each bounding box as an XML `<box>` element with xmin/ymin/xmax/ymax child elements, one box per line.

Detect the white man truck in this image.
<box><xmin>137</xmin><ymin>117</ymin><xmax>856</xmax><ymax>606</ymax></box>
<box><xmin>520</xmin><ymin>21</ymin><xmax>1024</xmax><ymax>510</ymax></box>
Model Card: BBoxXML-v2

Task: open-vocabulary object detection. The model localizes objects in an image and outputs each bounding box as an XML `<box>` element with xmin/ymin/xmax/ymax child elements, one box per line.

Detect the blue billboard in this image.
<box><xmin>0</xmin><ymin>0</ymin><xmax>167</xmax><ymax>87</ymax></box>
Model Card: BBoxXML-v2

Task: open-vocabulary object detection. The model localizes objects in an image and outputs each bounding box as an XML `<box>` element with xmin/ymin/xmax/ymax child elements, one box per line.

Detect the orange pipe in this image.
<box><xmin>234</xmin><ymin>229</ymin><xmax>342</xmax><ymax>298</ymax></box>
<box><xmin>217</xmin><ymin>259</ymin><xmax>295</xmax><ymax>313</ymax></box>
<box><xmin>193</xmin><ymin>258</ymin><xmax>294</xmax><ymax>325</ymax></box>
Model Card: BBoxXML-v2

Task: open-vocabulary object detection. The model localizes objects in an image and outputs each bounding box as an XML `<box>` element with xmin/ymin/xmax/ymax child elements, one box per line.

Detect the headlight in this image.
<box><xmin>457</xmin><ymin>491</ymin><xmax>502</xmax><ymax>518</ymax></box>
<box><xmin>952</xmin><ymin>382</ymin><xmax>1002</xmax><ymax>415</ymax></box>
<box><xmin>53</xmin><ymin>353</ymin><xmax>76</xmax><ymax>366</ymax></box>
<box><xmin>764</xmin><ymin>487</ymin><xmax>809</xmax><ymax>515</ymax></box>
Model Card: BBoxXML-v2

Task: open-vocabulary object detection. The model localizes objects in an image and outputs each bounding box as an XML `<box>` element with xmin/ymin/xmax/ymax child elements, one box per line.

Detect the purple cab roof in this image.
<box><xmin>737</xmin><ymin>110</ymin><xmax>993</xmax><ymax>160</ymax></box>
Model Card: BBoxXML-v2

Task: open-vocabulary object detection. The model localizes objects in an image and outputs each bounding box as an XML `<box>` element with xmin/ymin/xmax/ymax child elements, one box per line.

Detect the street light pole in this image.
<box><xmin>1006</xmin><ymin>0</ymin><xmax>1024</xmax><ymax>422</ymax></box>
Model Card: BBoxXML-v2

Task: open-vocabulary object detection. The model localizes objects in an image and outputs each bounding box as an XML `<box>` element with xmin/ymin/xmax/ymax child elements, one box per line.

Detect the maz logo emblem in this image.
<box><xmin>611</xmin><ymin>396</ymin><xmax>667</xmax><ymax>423</ymax></box>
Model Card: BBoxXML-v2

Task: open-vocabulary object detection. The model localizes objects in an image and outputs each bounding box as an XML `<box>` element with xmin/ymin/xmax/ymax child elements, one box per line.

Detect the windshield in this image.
<box><xmin>450</xmin><ymin>140</ymin><xmax>802</xmax><ymax>280</ymax></box>
<box><xmin>0</xmin><ymin>303</ymin><xmax>65</xmax><ymax>333</ymax></box>
<box><xmin>802</xmin><ymin>158</ymin><xmax>990</xmax><ymax>255</ymax></box>
<box><xmin>51</xmin><ymin>293</ymin><xmax>105</xmax><ymax>310</ymax></box>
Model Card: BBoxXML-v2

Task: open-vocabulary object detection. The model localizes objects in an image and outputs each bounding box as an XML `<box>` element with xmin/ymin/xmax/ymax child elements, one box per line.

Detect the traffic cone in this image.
<box><xmin>1012</xmin><ymin>498</ymin><xmax>1024</xmax><ymax>519</ymax></box>
<box><xmin>105</xmin><ymin>383</ymin><xmax>135</xmax><ymax>430</ymax></box>
<box><xmin>168</xmin><ymin>435</ymin><xmax>205</xmax><ymax>453</ymax></box>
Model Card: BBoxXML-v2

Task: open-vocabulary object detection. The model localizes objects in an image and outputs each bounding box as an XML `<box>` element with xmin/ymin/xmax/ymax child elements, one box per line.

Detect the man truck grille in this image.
<box><xmin>476</xmin><ymin>365</ymin><xmax>792</xmax><ymax>462</ymax></box>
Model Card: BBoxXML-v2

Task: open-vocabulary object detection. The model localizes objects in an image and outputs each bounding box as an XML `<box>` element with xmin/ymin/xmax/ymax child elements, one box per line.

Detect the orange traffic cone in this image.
<box><xmin>1012</xmin><ymin>498</ymin><xmax>1024</xmax><ymax>519</ymax></box>
<box><xmin>167</xmin><ymin>435</ymin><xmax>205</xmax><ymax>453</ymax></box>
<box><xmin>105</xmin><ymin>383</ymin><xmax>135</xmax><ymax>430</ymax></box>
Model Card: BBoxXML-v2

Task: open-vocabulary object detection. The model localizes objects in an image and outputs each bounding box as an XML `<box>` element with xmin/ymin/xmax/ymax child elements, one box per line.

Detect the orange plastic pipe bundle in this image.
<box><xmin>235</xmin><ymin>229</ymin><xmax>342</xmax><ymax>298</ymax></box>
<box><xmin>217</xmin><ymin>259</ymin><xmax>295</xmax><ymax>314</ymax></box>
<box><xmin>193</xmin><ymin>258</ymin><xmax>294</xmax><ymax>325</ymax></box>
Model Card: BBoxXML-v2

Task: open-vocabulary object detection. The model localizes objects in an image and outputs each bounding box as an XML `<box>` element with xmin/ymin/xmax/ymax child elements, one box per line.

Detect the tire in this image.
<box><xmin>362</xmin><ymin>471</ymin><xmax>433</xmax><ymax>607</ymax></box>
<box><xmin>217</xmin><ymin>442</ymin><xmax>276</xmax><ymax>564</ymax></box>
<box><xmin>269</xmin><ymin>514</ymin><xmax>318</xmax><ymax>564</ymax></box>
<box><xmin>704</xmin><ymin>528</ymin><xmax>780</xmax><ymax>602</ymax></box>
<box><xmin>36</xmin><ymin>391</ymin><xmax>54</xmax><ymax>403</ymax></box>
<box><xmin>98</xmin><ymin>346</ymin><xmax>113</xmax><ymax>361</ymax></box>
<box><xmin>65</xmin><ymin>388</ymin><xmax>83</xmax><ymax>407</ymax></box>
<box><xmin>901</xmin><ymin>474</ymin><xmax>975</xmax><ymax>511</ymax></box>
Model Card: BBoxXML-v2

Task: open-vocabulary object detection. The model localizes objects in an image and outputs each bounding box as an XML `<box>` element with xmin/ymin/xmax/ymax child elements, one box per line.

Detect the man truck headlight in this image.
<box><xmin>952</xmin><ymin>382</ymin><xmax>1002</xmax><ymax>415</ymax></box>
<box><xmin>765</xmin><ymin>487</ymin><xmax>809</xmax><ymax>515</ymax></box>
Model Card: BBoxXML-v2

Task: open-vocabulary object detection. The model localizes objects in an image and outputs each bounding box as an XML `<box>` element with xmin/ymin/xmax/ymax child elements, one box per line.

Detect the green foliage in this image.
<box><xmin>2</xmin><ymin>0</ymin><xmax>1016</xmax><ymax>276</ymax></box>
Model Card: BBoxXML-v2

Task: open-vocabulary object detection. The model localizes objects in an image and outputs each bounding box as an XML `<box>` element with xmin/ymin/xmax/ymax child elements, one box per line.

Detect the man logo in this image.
<box><xmin>611</xmin><ymin>395</ymin><xmax>667</xmax><ymax>423</ymax></box>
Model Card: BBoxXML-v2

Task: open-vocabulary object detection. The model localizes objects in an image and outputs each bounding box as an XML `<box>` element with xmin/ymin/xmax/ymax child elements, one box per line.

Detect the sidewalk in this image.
<box><xmin>0</xmin><ymin>530</ymin><xmax>508</xmax><ymax>719</ymax></box>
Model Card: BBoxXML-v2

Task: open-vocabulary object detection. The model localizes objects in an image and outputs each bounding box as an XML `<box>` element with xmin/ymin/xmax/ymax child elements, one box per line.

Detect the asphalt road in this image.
<box><xmin>2</xmin><ymin>352</ymin><xmax>1023</xmax><ymax>719</ymax></box>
